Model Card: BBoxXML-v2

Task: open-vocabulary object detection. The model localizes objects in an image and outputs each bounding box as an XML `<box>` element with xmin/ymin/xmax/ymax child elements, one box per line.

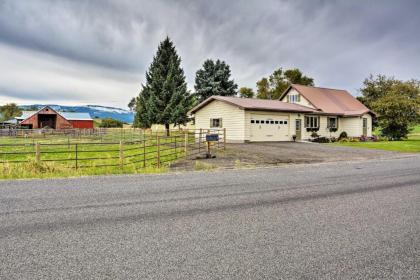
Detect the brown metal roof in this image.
<box><xmin>281</xmin><ymin>84</ymin><xmax>372</xmax><ymax>116</ymax></box>
<box><xmin>189</xmin><ymin>96</ymin><xmax>315</xmax><ymax>114</ymax></box>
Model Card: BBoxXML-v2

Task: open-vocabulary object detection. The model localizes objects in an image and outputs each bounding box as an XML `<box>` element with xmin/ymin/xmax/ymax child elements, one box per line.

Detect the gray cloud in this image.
<box><xmin>0</xmin><ymin>0</ymin><xmax>419</xmax><ymax>108</ymax></box>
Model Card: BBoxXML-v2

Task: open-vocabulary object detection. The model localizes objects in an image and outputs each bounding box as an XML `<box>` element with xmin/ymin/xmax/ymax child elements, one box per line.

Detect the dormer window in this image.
<box><xmin>287</xmin><ymin>94</ymin><xmax>300</xmax><ymax>103</ymax></box>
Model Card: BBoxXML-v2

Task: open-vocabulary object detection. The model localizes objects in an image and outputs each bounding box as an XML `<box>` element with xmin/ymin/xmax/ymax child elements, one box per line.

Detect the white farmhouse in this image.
<box><xmin>189</xmin><ymin>84</ymin><xmax>374</xmax><ymax>143</ymax></box>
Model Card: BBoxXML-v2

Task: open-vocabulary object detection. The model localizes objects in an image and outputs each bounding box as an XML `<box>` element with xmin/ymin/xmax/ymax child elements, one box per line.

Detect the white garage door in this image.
<box><xmin>250</xmin><ymin>114</ymin><xmax>290</xmax><ymax>141</ymax></box>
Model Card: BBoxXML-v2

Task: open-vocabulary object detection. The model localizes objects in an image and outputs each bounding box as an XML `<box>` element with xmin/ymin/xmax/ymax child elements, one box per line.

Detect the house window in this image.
<box><xmin>270</xmin><ymin>120</ymin><xmax>274</xmax><ymax>124</ymax></box>
<box><xmin>284</xmin><ymin>121</ymin><xmax>288</xmax><ymax>125</ymax></box>
<box><xmin>210</xmin><ymin>118</ymin><xmax>222</xmax><ymax>128</ymax></box>
<box><xmin>251</xmin><ymin>120</ymin><xmax>255</xmax><ymax>124</ymax></box>
<box><xmin>288</xmin><ymin>94</ymin><xmax>301</xmax><ymax>103</ymax></box>
<box><xmin>275</xmin><ymin>121</ymin><xmax>279</xmax><ymax>124</ymax></box>
<box><xmin>305</xmin><ymin>116</ymin><xmax>319</xmax><ymax>128</ymax></box>
<box><xmin>279</xmin><ymin>121</ymin><xmax>283</xmax><ymax>124</ymax></box>
<box><xmin>256</xmin><ymin>120</ymin><xmax>260</xmax><ymax>124</ymax></box>
<box><xmin>327</xmin><ymin>117</ymin><xmax>338</xmax><ymax>129</ymax></box>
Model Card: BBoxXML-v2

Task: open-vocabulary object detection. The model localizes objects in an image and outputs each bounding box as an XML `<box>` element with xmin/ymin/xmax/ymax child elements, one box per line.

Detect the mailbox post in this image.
<box><xmin>205</xmin><ymin>134</ymin><xmax>219</xmax><ymax>158</ymax></box>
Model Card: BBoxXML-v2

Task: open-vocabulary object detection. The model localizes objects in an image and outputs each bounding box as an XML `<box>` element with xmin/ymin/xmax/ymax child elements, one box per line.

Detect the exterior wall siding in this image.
<box><xmin>289</xmin><ymin>114</ymin><xmax>373</xmax><ymax>140</ymax></box>
<box><xmin>194</xmin><ymin>100</ymin><xmax>245</xmax><ymax>143</ymax></box>
<box><xmin>69</xmin><ymin>120</ymin><xmax>94</xmax><ymax>129</ymax></box>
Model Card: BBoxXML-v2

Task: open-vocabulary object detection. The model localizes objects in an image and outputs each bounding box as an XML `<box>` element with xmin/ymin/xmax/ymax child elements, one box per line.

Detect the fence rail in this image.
<box><xmin>0</xmin><ymin>129</ymin><xmax>226</xmax><ymax>170</ymax></box>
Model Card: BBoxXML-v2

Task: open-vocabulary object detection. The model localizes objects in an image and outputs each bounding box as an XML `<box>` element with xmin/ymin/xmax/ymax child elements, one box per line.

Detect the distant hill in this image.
<box><xmin>19</xmin><ymin>104</ymin><xmax>134</xmax><ymax>124</ymax></box>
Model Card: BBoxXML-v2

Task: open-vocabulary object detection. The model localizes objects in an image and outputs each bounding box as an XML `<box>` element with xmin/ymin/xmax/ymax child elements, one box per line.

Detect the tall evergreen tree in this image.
<box><xmin>194</xmin><ymin>59</ymin><xmax>238</xmax><ymax>103</ymax></box>
<box><xmin>134</xmin><ymin>37</ymin><xmax>192</xmax><ymax>135</ymax></box>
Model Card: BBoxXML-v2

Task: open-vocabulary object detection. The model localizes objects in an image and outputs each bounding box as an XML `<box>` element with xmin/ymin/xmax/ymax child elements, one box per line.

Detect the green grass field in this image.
<box><xmin>0</xmin><ymin>130</ymin><xmax>201</xmax><ymax>179</ymax></box>
<box><xmin>334</xmin><ymin>125</ymin><xmax>420</xmax><ymax>153</ymax></box>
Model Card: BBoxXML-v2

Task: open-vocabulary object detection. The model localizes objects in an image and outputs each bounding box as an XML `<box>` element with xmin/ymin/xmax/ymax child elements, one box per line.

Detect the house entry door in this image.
<box><xmin>295</xmin><ymin>119</ymin><xmax>302</xmax><ymax>140</ymax></box>
<box><xmin>363</xmin><ymin>118</ymin><xmax>368</xmax><ymax>136</ymax></box>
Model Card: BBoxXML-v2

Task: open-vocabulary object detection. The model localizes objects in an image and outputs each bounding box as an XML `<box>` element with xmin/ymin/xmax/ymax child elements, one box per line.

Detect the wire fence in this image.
<box><xmin>0</xmin><ymin>129</ymin><xmax>226</xmax><ymax>170</ymax></box>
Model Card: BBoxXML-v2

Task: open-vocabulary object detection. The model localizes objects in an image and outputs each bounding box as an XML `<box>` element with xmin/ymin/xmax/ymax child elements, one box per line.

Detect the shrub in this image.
<box><xmin>359</xmin><ymin>135</ymin><xmax>368</xmax><ymax>142</ymax></box>
<box><xmin>306</xmin><ymin>127</ymin><xmax>320</xmax><ymax>132</ymax></box>
<box><xmin>311</xmin><ymin>132</ymin><xmax>319</xmax><ymax>138</ymax></box>
<box><xmin>329</xmin><ymin>127</ymin><xmax>338</xmax><ymax>133</ymax></box>
<box><xmin>349</xmin><ymin>138</ymin><xmax>360</xmax><ymax>142</ymax></box>
<box><xmin>313</xmin><ymin>137</ymin><xmax>330</xmax><ymax>143</ymax></box>
<box><xmin>339</xmin><ymin>138</ymin><xmax>349</xmax><ymax>143</ymax></box>
<box><xmin>330</xmin><ymin>137</ymin><xmax>337</xmax><ymax>143</ymax></box>
<box><xmin>99</xmin><ymin>118</ymin><xmax>124</xmax><ymax>128</ymax></box>
<box><xmin>338</xmin><ymin>131</ymin><xmax>348</xmax><ymax>140</ymax></box>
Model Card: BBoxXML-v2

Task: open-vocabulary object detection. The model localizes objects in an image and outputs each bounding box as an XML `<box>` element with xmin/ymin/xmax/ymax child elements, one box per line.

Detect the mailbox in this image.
<box><xmin>206</xmin><ymin>134</ymin><xmax>219</xmax><ymax>142</ymax></box>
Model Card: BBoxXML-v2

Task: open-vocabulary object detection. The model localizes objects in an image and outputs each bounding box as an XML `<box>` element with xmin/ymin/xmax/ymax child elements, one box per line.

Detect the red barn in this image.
<box><xmin>18</xmin><ymin>106</ymin><xmax>94</xmax><ymax>129</ymax></box>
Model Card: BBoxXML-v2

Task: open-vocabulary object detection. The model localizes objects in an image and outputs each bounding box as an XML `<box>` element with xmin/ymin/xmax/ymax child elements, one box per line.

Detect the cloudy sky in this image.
<box><xmin>0</xmin><ymin>0</ymin><xmax>419</xmax><ymax>109</ymax></box>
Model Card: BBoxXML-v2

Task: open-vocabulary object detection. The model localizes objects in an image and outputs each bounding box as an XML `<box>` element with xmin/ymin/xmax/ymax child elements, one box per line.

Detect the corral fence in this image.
<box><xmin>0</xmin><ymin>128</ymin><xmax>226</xmax><ymax>170</ymax></box>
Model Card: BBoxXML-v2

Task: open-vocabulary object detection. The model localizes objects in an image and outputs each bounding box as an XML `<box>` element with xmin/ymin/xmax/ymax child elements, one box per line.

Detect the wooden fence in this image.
<box><xmin>0</xmin><ymin>129</ymin><xmax>226</xmax><ymax>170</ymax></box>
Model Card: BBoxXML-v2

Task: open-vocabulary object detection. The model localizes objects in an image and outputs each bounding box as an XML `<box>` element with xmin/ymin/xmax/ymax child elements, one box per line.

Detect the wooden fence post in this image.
<box><xmin>35</xmin><ymin>142</ymin><xmax>41</xmax><ymax>165</ymax></box>
<box><xmin>224</xmin><ymin>128</ymin><xmax>226</xmax><ymax>151</ymax></box>
<box><xmin>75</xmin><ymin>143</ymin><xmax>78</xmax><ymax>170</ymax></box>
<box><xmin>199</xmin><ymin>128</ymin><xmax>202</xmax><ymax>154</ymax></box>
<box><xmin>119</xmin><ymin>141</ymin><xmax>124</xmax><ymax>169</ymax></box>
<box><xmin>174</xmin><ymin>135</ymin><xmax>177</xmax><ymax>156</ymax></box>
<box><xmin>184</xmin><ymin>132</ymin><xmax>188</xmax><ymax>159</ymax></box>
<box><xmin>143</xmin><ymin>139</ymin><xmax>146</xmax><ymax>168</ymax></box>
<box><xmin>157</xmin><ymin>136</ymin><xmax>161</xmax><ymax>168</ymax></box>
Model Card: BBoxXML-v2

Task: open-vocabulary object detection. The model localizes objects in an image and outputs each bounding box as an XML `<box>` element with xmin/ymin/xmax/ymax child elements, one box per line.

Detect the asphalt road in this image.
<box><xmin>0</xmin><ymin>155</ymin><xmax>419</xmax><ymax>279</ymax></box>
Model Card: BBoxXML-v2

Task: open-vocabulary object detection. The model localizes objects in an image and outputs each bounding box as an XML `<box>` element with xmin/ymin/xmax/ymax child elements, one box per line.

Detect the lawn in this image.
<box><xmin>333</xmin><ymin>125</ymin><xmax>420</xmax><ymax>153</ymax></box>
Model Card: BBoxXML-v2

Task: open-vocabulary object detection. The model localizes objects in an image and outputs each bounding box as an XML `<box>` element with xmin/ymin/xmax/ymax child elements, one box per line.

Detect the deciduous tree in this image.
<box><xmin>239</xmin><ymin>87</ymin><xmax>254</xmax><ymax>98</ymax></box>
<box><xmin>0</xmin><ymin>103</ymin><xmax>21</xmax><ymax>121</ymax></box>
<box><xmin>359</xmin><ymin>74</ymin><xmax>420</xmax><ymax>139</ymax></box>
<box><xmin>257</xmin><ymin>68</ymin><xmax>314</xmax><ymax>99</ymax></box>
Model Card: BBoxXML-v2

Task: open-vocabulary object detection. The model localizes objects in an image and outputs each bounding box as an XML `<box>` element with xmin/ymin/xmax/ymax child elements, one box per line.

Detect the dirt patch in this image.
<box><xmin>169</xmin><ymin>142</ymin><xmax>405</xmax><ymax>171</ymax></box>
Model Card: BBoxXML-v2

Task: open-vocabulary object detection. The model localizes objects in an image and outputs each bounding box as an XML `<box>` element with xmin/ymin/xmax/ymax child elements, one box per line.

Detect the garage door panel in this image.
<box><xmin>250</xmin><ymin>114</ymin><xmax>289</xmax><ymax>141</ymax></box>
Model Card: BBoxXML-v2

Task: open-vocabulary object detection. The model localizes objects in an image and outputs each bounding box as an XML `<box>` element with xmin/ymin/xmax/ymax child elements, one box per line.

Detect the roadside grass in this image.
<box><xmin>333</xmin><ymin>124</ymin><xmax>420</xmax><ymax>153</ymax></box>
<box><xmin>0</xmin><ymin>161</ymin><xmax>169</xmax><ymax>180</ymax></box>
<box><xmin>194</xmin><ymin>161</ymin><xmax>216</xmax><ymax>171</ymax></box>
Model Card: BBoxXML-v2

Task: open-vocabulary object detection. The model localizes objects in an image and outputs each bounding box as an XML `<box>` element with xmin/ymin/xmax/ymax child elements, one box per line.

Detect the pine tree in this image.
<box><xmin>134</xmin><ymin>37</ymin><xmax>192</xmax><ymax>135</ymax></box>
<box><xmin>194</xmin><ymin>59</ymin><xmax>238</xmax><ymax>103</ymax></box>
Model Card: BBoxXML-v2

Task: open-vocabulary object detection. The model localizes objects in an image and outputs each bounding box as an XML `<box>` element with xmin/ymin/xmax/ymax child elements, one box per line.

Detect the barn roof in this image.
<box><xmin>280</xmin><ymin>84</ymin><xmax>373</xmax><ymax>116</ymax></box>
<box><xmin>16</xmin><ymin>111</ymin><xmax>37</xmax><ymax>120</ymax></box>
<box><xmin>60</xmin><ymin>112</ymin><xmax>93</xmax><ymax>121</ymax></box>
<box><xmin>16</xmin><ymin>109</ymin><xmax>92</xmax><ymax>121</ymax></box>
<box><xmin>189</xmin><ymin>96</ymin><xmax>315</xmax><ymax>114</ymax></box>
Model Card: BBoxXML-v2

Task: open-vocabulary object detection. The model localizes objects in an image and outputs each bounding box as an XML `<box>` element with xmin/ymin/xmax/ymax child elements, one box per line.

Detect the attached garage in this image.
<box><xmin>249</xmin><ymin>113</ymin><xmax>290</xmax><ymax>142</ymax></box>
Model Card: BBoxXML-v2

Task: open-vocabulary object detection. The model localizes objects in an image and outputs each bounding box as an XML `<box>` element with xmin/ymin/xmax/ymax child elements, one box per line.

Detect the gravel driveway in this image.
<box><xmin>172</xmin><ymin>142</ymin><xmax>408</xmax><ymax>170</ymax></box>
